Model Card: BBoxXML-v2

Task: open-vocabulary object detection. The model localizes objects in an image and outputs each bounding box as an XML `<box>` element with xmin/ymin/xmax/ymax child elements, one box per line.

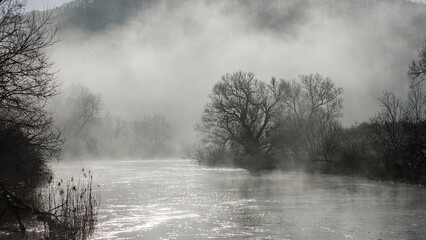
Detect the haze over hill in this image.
<box><xmin>2</xmin><ymin>1</ymin><xmax>426</xmax><ymax>237</ymax></box>
<box><xmin>48</xmin><ymin>0</ymin><xmax>426</xmax><ymax>145</ymax></box>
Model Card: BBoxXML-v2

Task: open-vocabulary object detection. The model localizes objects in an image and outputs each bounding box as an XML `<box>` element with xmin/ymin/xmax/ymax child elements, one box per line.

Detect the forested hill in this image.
<box><xmin>54</xmin><ymin>0</ymin><xmax>155</xmax><ymax>31</ymax></box>
<box><xmin>53</xmin><ymin>0</ymin><xmax>426</xmax><ymax>34</ymax></box>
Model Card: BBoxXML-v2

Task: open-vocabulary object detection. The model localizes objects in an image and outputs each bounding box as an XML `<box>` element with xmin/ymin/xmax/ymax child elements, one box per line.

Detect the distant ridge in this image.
<box><xmin>53</xmin><ymin>0</ymin><xmax>426</xmax><ymax>32</ymax></box>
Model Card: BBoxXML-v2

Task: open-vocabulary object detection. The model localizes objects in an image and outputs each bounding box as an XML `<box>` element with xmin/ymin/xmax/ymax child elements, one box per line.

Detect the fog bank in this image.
<box><xmin>51</xmin><ymin>0</ymin><xmax>426</xmax><ymax>143</ymax></box>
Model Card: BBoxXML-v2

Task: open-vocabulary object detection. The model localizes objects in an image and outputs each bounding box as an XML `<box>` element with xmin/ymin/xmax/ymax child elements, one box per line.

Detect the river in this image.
<box><xmin>51</xmin><ymin>159</ymin><xmax>426</xmax><ymax>240</ymax></box>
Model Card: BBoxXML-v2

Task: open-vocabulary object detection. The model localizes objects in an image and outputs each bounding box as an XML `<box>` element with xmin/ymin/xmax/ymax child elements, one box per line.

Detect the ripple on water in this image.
<box><xmin>49</xmin><ymin>159</ymin><xmax>426</xmax><ymax>240</ymax></box>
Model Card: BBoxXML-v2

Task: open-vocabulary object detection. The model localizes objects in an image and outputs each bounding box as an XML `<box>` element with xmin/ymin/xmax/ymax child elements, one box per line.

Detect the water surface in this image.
<box><xmin>52</xmin><ymin>159</ymin><xmax>426</xmax><ymax>240</ymax></box>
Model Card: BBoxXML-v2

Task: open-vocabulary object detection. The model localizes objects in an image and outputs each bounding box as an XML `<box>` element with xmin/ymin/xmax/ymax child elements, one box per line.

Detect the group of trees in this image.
<box><xmin>0</xmin><ymin>0</ymin><xmax>172</xmax><ymax>233</ymax></box>
<box><xmin>195</xmin><ymin>72</ymin><xmax>288</xmax><ymax>169</ymax></box>
<box><xmin>54</xmin><ymin>83</ymin><xmax>174</xmax><ymax>159</ymax></box>
<box><xmin>0</xmin><ymin>0</ymin><xmax>75</xmax><ymax>234</ymax></box>
<box><xmin>0</xmin><ymin>1</ymin><xmax>102</xmax><ymax>236</ymax></box>
<box><xmin>53</xmin><ymin>0</ymin><xmax>426</xmax><ymax>36</ymax></box>
<box><xmin>195</xmin><ymin>42</ymin><xmax>426</xmax><ymax>184</ymax></box>
<box><xmin>0</xmin><ymin>0</ymin><xmax>61</xmax><ymax>189</ymax></box>
<box><xmin>195</xmin><ymin>72</ymin><xmax>344</xmax><ymax>171</ymax></box>
<box><xmin>57</xmin><ymin>0</ymin><xmax>155</xmax><ymax>31</ymax></box>
<box><xmin>368</xmin><ymin>44</ymin><xmax>426</xmax><ymax>183</ymax></box>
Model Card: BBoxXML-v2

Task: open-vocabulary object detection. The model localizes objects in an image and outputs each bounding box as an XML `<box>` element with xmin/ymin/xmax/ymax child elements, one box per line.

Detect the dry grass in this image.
<box><xmin>39</xmin><ymin>169</ymin><xmax>100</xmax><ymax>239</ymax></box>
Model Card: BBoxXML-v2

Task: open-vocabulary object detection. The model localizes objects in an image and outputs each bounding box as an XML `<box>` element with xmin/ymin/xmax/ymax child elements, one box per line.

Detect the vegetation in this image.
<box><xmin>0</xmin><ymin>0</ymin><xmax>100</xmax><ymax>237</ymax></box>
<box><xmin>1</xmin><ymin>0</ymin><xmax>424</xmax><ymax>237</ymax></box>
<box><xmin>0</xmin><ymin>0</ymin><xmax>61</xmax><ymax>187</ymax></box>
<box><xmin>53</xmin><ymin>83</ymin><xmax>168</xmax><ymax>159</ymax></box>
<box><xmin>196</xmin><ymin>72</ymin><xmax>288</xmax><ymax>170</ymax></box>
<box><xmin>54</xmin><ymin>0</ymin><xmax>426</xmax><ymax>37</ymax></box>
<box><xmin>57</xmin><ymin>0</ymin><xmax>155</xmax><ymax>31</ymax></box>
<box><xmin>0</xmin><ymin>0</ymin><xmax>62</xmax><ymax>232</ymax></box>
<box><xmin>195</xmin><ymin>72</ymin><xmax>344</xmax><ymax>171</ymax></box>
<box><xmin>195</xmin><ymin>42</ymin><xmax>426</xmax><ymax>184</ymax></box>
<box><xmin>40</xmin><ymin>171</ymin><xmax>99</xmax><ymax>239</ymax></box>
<box><xmin>368</xmin><ymin>43</ymin><xmax>426</xmax><ymax>183</ymax></box>
<box><xmin>53</xmin><ymin>84</ymin><xmax>175</xmax><ymax>159</ymax></box>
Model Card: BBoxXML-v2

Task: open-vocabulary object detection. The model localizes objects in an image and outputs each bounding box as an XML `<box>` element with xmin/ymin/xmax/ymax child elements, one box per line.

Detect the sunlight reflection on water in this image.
<box><xmin>51</xmin><ymin>159</ymin><xmax>426</xmax><ymax>240</ymax></box>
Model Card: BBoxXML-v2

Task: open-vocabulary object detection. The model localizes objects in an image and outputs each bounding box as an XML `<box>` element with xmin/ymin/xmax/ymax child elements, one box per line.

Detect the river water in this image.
<box><xmin>51</xmin><ymin>159</ymin><xmax>426</xmax><ymax>240</ymax></box>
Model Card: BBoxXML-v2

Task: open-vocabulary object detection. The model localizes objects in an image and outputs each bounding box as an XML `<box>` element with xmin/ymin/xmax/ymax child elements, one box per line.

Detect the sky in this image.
<box><xmin>26</xmin><ymin>0</ymin><xmax>70</xmax><ymax>10</ymax></box>
<box><xmin>44</xmin><ymin>0</ymin><xmax>426</xmax><ymax>145</ymax></box>
<box><xmin>25</xmin><ymin>0</ymin><xmax>426</xmax><ymax>11</ymax></box>
<box><xmin>21</xmin><ymin>0</ymin><xmax>426</xmax><ymax>148</ymax></box>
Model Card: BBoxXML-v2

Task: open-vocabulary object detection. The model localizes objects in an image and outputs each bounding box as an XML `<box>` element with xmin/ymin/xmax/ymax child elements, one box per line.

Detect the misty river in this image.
<box><xmin>52</xmin><ymin>159</ymin><xmax>426</xmax><ymax>240</ymax></box>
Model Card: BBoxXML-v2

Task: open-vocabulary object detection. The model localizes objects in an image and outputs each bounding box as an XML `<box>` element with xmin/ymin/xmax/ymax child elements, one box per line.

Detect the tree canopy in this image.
<box><xmin>197</xmin><ymin>71</ymin><xmax>288</xmax><ymax>169</ymax></box>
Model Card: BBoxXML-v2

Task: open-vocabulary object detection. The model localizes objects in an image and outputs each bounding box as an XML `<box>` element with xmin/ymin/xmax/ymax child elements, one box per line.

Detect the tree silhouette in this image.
<box><xmin>197</xmin><ymin>71</ymin><xmax>288</xmax><ymax>169</ymax></box>
<box><xmin>0</xmin><ymin>0</ymin><xmax>62</xmax><ymax>232</ymax></box>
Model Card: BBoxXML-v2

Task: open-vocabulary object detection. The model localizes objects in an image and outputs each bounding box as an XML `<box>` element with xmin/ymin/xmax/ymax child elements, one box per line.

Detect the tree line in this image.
<box><xmin>0</xmin><ymin>1</ymin><xmax>99</xmax><ymax>236</ymax></box>
<box><xmin>53</xmin><ymin>0</ymin><xmax>426</xmax><ymax>37</ymax></box>
<box><xmin>0</xmin><ymin>0</ymin><xmax>175</xmax><ymax>234</ymax></box>
<box><xmin>54</xmin><ymin>83</ymin><xmax>175</xmax><ymax>159</ymax></box>
<box><xmin>194</xmin><ymin>42</ymin><xmax>426</xmax><ymax>184</ymax></box>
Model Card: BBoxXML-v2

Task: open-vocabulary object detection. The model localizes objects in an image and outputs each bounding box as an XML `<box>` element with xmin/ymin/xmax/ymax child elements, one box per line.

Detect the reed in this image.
<box><xmin>40</xmin><ymin>169</ymin><xmax>100</xmax><ymax>239</ymax></box>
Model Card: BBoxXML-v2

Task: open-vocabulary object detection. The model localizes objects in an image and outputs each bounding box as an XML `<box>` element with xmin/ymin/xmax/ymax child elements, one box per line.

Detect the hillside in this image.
<box><xmin>54</xmin><ymin>0</ymin><xmax>426</xmax><ymax>35</ymax></box>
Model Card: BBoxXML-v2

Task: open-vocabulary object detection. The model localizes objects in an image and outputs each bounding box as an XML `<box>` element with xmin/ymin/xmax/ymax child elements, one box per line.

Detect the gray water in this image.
<box><xmin>52</xmin><ymin>159</ymin><xmax>426</xmax><ymax>240</ymax></box>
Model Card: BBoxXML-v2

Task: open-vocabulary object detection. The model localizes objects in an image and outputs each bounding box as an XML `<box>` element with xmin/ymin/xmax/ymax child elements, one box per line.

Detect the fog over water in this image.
<box><xmin>5</xmin><ymin>0</ymin><xmax>426</xmax><ymax>238</ymax></box>
<box><xmin>48</xmin><ymin>0</ymin><xmax>426</xmax><ymax>144</ymax></box>
<box><xmin>51</xmin><ymin>159</ymin><xmax>426</xmax><ymax>239</ymax></box>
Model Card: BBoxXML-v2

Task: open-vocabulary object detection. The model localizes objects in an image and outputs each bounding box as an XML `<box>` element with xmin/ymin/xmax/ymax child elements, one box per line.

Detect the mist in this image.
<box><xmin>50</xmin><ymin>0</ymin><xmax>426</xmax><ymax>145</ymax></box>
<box><xmin>2</xmin><ymin>0</ymin><xmax>426</xmax><ymax>237</ymax></box>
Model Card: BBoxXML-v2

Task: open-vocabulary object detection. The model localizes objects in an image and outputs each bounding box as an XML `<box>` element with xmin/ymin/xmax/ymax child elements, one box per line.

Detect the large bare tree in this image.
<box><xmin>0</xmin><ymin>0</ymin><xmax>62</xmax><ymax>232</ymax></box>
<box><xmin>0</xmin><ymin>0</ymin><xmax>61</xmax><ymax>160</ymax></box>
<box><xmin>196</xmin><ymin>71</ymin><xmax>288</xmax><ymax>169</ymax></box>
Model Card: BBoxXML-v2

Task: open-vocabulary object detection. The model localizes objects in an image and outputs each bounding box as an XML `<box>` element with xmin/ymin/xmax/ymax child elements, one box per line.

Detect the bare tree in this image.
<box><xmin>0</xmin><ymin>0</ymin><xmax>61</xmax><ymax>160</ymax></box>
<box><xmin>0</xmin><ymin>0</ymin><xmax>62</xmax><ymax>232</ymax></box>
<box><xmin>408</xmin><ymin>41</ymin><xmax>426</xmax><ymax>87</ymax></box>
<box><xmin>58</xmin><ymin>83</ymin><xmax>103</xmax><ymax>137</ymax></box>
<box><xmin>369</xmin><ymin>42</ymin><xmax>426</xmax><ymax>183</ymax></box>
<box><xmin>405</xmin><ymin>41</ymin><xmax>426</xmax><ymax>181</ymax></box>
<box><xmin>371</xmin><ymin>91</ymin><xmax>405</xmax><ymax>153</ymax></box>
<box><xmin>281</xmin><ymin>74</ymin><xmax>343</xmax><ymax>163</ymax></box>
<box><xmin>405</xmin><ymin>79</ymin><xmax>426</xmax><ymax>123</ymax></box>
<box><xmin>196</xmin><ymin>71</ymin><xmax>288</xmax><ymax>168</ymax></box>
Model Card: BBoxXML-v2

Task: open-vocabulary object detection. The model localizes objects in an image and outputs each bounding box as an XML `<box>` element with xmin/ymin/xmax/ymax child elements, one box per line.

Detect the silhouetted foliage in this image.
<box><xmin>368</xmin><ymin>43</ymin><xmax>426</xmax><ymax>183</ymax></box>
<box><xmin>408</xmin><ymin>41</ymin><xmax>426</xmax><ymax>87</ymax></box>
<box><xmin>0</xmin><ymin>0</ymin><xmax>74</xmax><ymax>234</ymax></box>
<box><xmin>0</xmin><ymin>0</ymin><xmax>60</xmax><ymax>184</ymax></box>
<box><xmin>0</xmin><ymin>0</ymin><xmax>62</xmax><ymax>163</ymax></box>
<box><xmin>196</xmin><ymin>71</ymin><xmax>288</xmax><ymax>170</ymax></box>
<box><xmin>280</xmin><ymin>74</ymin><xmax>344</xmax><ymax>167</ymax></box>
<box><xmin>335</xmin><ymin>123</ymin><xmax>374</xmax><ymax>175</ymax></box>
<box><xmin>195</xmin><ymin>72</ymin><xmax>346</xmax><ymax>171</ymax></box>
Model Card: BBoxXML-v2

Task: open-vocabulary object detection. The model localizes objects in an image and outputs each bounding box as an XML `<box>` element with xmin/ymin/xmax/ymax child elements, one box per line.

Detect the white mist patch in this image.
<box><xmin>51</xmin><ymin>0</ymin><xmax>426</xmax><ymax>145</ymax></box>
